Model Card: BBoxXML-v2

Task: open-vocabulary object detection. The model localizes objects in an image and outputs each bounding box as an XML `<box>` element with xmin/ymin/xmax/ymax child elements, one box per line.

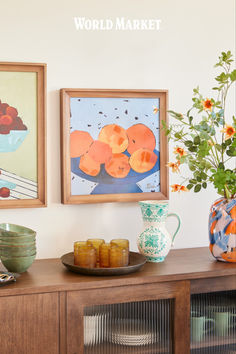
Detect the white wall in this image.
<box><xmin>0</xmin><ymin>0</ymin><xmax>235</xmax><ymax>258</ymax></box>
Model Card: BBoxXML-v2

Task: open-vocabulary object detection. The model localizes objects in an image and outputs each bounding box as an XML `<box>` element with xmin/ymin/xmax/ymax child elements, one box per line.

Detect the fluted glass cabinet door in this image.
<box><xmin>84</xmin><ymin>299</ymin><xmax>173</xmax><ymax>354</ymax></box>
<box><xmin>66</xmin><ymin>281</ymin><xmax>190</xmax><ymax>354</ymax></box>
<box><xmin>191</xmin><ymin>290</ymin><xmax>236</xmax><ymax>354</ymax></box>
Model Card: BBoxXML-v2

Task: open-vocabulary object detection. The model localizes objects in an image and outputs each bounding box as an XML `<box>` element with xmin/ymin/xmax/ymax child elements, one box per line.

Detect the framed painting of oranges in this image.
<box><xmin>0</xmin><ymin>62</ymin><xmax>46</xmax><ymax>208</ymax></box>
<box><xmin>60</xmin><ymin>89</ymin><xmax>168</xmax><ymax>204</ymax></box>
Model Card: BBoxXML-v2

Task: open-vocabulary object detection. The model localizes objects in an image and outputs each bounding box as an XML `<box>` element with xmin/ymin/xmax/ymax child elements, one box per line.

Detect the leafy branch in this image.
<box><xmin>163</xmin><ymin>51</ymin><xmax>236</xmax><ymax>199</ymax></box>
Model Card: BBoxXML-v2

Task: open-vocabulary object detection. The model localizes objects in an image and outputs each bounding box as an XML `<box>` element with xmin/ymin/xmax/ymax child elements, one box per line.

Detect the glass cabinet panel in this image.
<box><xmin>83</xmin><ymin>299</ymin><xmax>173</xmax><ymax>354</ymax></box>
<box><xmin>191</xmin><ymin>290</ymin><xmax>236</xmax><ymax>354</ymax></box>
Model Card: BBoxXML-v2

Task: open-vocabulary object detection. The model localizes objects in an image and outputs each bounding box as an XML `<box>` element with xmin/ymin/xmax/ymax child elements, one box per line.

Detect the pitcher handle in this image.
<box><xmin>167</xmin><ymin>213</ymin><xmax>181</xmax><ymax>246</ymax></box>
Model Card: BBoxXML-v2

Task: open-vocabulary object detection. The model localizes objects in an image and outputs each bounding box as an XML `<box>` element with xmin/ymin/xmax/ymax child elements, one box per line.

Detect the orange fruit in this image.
<box><xmin>87</xmin><ymin>140</ymin><xmax>112</xmax><ymax>164</ymax></box>
<box><xmin>98</xmin><ymin>124</ymin><xmax>128</xmax><ymax>153</ymax></box>
<box><xmin>0</xmin><ymin>187</ymin><xmax>10</xmax><ymax>198</ymax></box>
<box><xmin>0</xmin><ymin>115</ymin><xmax>13</xmax><ymax>126</ymax></box>
<box><xmin>126</xmin><ymin>124</ymin><xmax>156</xmax><ymax>155</ymax></box>
<box><xmin>6</xmin><ymin>106</ymin><xmax>18</xmax><ymax>119</ymax></box>
<box><xmin>79</xmin><ymin>153</ymin><xmax>100</xmax><ymax>177</ymax></box>
<box><xmin>105</xmin><ymin>153</ymin><xmax>130</xmax><ymax>178</ymax></box>
<box><xmin>70</xmin><ymin>130</ymin><xmax>93</xmax><ymax>158</ymax></box>
<box><xmin>129</xmin><ymin>148</ymin><xmax>157</xmax><ymax>173</ymax></box>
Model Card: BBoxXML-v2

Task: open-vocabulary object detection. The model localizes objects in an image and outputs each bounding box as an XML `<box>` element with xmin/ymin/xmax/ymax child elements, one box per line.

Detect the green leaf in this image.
<box><xmin>230</xmin><ymin>69</ymin><xmax>236</xmax><ymax>82</ymax></box>
<box><xmin>188</xmin><ymin>146</ymin><xmax>198</xmax><ymax>152</ymax></box>
<box><xmin>200</xmin><ymin>172</ymin><xmax>207</xmax><ymax>180</ymax></box>
<box><xmin>196</xmin><ymin>176</ymin><xmax>202</xmax><ymax>182</ymax></box>
<box><xmin>226</xmin><ymin>149</ymin><xmax>236</xmax><ymax>156</ymax></box>
<box><xmin>184</xmin><ymin>140</ymin><xmax>193</xmax><ymax>147</ymax></box>
<box><xmin>225</xmin><ymin>138</ymin><xmax>232</xmax><ymax>146</ymax></box>
<box><xmin>187</xmin><ymin>184</ymin><xmax>193</xmax><ymax>190</ymax></box>
<box><xmin>194</xmin><ymin>136</ymin><xmax>201</xmax><ymax>145</ymax></box>
<box><xmin>189</xmin><ymin>165</ymin><xmax>196</xmax><ymax>171</ymax></box>
<box><xmin>174</xmin><ymin>132</ymin><xmax>182</xmax><ymax>139</ymax></box>
<box><xmin>215</xmin><ymin>72</ymin><xmax>229</xmax><ymax>83</ymax></box>
<box><xmin>219</xmin><ymin>109</ymin><xmax>224</xmax><ymax>117</ymax></box>
<box><xmin>189</xmin><ymin>179</ymin><xmax>197</xmax><ymax>184</ymax></box>
<box><xmin>194</xmin><ymin>184</ymin><xmax>201</xmax><ymax>192</ymax></box>
<box><xmin>202</xmin><ymin>182</ymin><xmax>207</xmax><ymax>189</ymax></box>
<box><xmin>218</xmin><ymin>162</ymin><xmax>225</xmax><ymax>170</ymax></box>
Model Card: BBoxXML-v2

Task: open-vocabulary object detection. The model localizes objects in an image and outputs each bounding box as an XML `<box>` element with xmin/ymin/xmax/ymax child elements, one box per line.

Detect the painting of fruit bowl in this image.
<box><xmin>0</xmin><ymin>101</ymin><xmax>28</xmax><ymax>152</ymax></box>
<box><xmin>61</xmin><ymin>89</ymin><xmax>168</xmax><ymax>204</ymax></box>
<box><xmin>0</xmin><ymin>62</ymin><xmax>46</xmax><ymax>208</ymax></box>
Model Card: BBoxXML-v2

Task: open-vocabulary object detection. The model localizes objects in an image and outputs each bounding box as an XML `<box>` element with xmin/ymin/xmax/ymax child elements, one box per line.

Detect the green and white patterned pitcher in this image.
<box><xmin>137</xmin><ymin>200</ymin><xmax>181</xmax><ymax>262</ymax></box>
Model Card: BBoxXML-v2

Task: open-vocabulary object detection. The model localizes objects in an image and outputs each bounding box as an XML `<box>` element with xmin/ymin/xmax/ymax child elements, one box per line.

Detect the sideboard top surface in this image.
<box><xmin>0</xmin><ymin>247</ymin><xmax>235</xmax><ymax>297</ymax></box>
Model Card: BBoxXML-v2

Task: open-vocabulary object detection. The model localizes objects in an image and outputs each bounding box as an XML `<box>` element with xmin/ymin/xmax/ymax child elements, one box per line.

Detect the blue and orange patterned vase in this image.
<box><xmin>137</xmin><ymin>200</ymin><xmax>181</xmax><ymax>262</ymax></box>
<box><xmin>209</xmin><ymin>198</ymin><xmax>236</xmax><ymax>262</ymax></box>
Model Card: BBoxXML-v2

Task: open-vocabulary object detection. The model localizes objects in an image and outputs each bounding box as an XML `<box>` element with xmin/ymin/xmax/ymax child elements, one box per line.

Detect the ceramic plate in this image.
<box><xmin>61</xmin><ymin>251</ymin><xmax>146</xmax><ymax>276</ymax></box>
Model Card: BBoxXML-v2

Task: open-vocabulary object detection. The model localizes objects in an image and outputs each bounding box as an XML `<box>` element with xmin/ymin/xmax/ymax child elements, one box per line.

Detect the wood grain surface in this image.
<box><xmin>0</xmin><ymin>293</ymin><xmax>59</xmax><ymax>354</ymax></box>
<box><xmin>0</xmin><ymin>247</ymin><xmax>235</xmax><ymax>297</ymax></box>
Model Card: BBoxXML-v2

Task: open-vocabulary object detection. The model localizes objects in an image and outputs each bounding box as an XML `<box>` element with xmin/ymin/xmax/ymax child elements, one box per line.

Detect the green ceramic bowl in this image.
<box><xmin>0</xmin><ymin>223</ymin><xmax>36</xmax><ymax>238</ymax></box>
<box><xmin>0</xmin><ymin>236</ymin><xmax>36</xmax><ymax>244</ymax></box>
<box><xmin>0</xmin><ymin>254</ymin><xmax>36</xmax><ymax>273</ymax></box>
<box><xmin>0</xmin><ymin>241</ymin><xmax>36</xmax><ymax>247</ymax></box>
<box><xmin>0</xmin><ymin>247</ymin><xmax>36</xmax><ymax>257</ymax></box>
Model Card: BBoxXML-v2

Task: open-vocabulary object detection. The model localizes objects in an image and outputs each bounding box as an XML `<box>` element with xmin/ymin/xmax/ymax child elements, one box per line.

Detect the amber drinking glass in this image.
<box><xmin>110</xmin><ymin>239</ymin><xmax>129</xmax><ymax>250</ymax></box>
<box><xmin>110</xmin><ymin>244</ymin><xmax>129</xmax><ymax>267</ymax></box>
<box><xmin>99</xmin><ymin>243</ymin><xmax>111</xmax><ymax>268</ymax></box>
<box><xmin>87</xmin><ymin>239</ymin><xmax>105</xmax><ymax>265</ymax></box>
<box><xmin>74</xmin><ymin>241</ymin><xmax>88</xmax><ymax>251</ymax></box>
<box><xmin>111</xmin><ymin>239</ymin><xmax>129</xmax><ymax>263</ymax></box>
<box><xmin>74</xmin><ymin>245</ymin><xmax>96</xmax><ymax>268</ymax></box>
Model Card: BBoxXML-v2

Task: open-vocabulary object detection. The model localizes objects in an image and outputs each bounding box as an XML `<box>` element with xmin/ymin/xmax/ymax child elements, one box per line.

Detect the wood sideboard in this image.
<box><xmin>0</xmin><ymin>247</ymin><xmax>235</xmax><ymax>354</ymax></box>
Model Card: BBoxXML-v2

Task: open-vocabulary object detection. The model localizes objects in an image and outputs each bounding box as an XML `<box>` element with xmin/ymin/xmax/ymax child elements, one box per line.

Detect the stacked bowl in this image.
<box><xmin>0</xmin><ymin>223</ymin><xmax>36</xmax><ymax>273</ymax></box>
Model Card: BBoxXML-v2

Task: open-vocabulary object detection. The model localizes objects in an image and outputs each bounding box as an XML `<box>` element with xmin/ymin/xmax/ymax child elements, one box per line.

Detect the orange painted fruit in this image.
<box><xmin>129</xmin><ymin>148</ymin><xmax>157</xmax><ymax>173</ymax></box>
<box><xmin>105</xmin><ymin>153</ymin><xmax>130</xmax><ymax>178</ymax></box>
<box><xmin>0</xmin><ymin>115</ymin><xmax>13</xmax><ymax>126</ymax></box>
<box><xmin>6</xmin><ymin>106</ymin><xmax>18</xmax><ymax>119</ymax></box>
<box><xmin>87</xmin><ymin>140</ymin><xmax>112</xmax><ymax>164</ymax></box>
<box><xmin>98</xmin><ymin>124</ymin><xmax>128</xmax><ymax>153</ymax></box>
<box><xmin>79</xmin><ymin>153</ymin><xmax>100</xmax><ymax>177</ymax></box>
<box><xmin>126</xmin><ymin>124</ymin><xmax>156</xmax><ymax>155</ymax></box>
<box><xmin>70</xmin><ymin>130</ymin><xmax>93</xmax><ymax>158</ymax></box>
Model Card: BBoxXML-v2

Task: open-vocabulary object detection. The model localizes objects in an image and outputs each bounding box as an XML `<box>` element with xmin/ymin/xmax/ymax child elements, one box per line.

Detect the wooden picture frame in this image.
<box><xmin>60</xmin><ymin>89</ymin><xmax>168</xmax><ymax>204</ymax></box>
<box><xmin>0</xmin><ymin>62</ymin><xmax>46</xmax><ymax>208</ymax></box>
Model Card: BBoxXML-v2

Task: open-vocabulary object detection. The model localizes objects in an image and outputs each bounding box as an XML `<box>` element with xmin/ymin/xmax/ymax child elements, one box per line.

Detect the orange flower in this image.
<box><xmin>221</xmin><ymin>124</ymin><xmax>236</xmax><ymax>140</ymax></box>
<box><xmin>179</xmin><ymin>185</ymin><xmax>189</xmax><ymax>192</ymax></box>
<box><xmin>173</xmin><ymin>147</ymin><xmax>187</xmax><ymax>157</ymax></box>
<box><xmin>171</xmin><ymin>184</ymin><xmax>181</xmax><ymax>192</ymax></box>
<box><xmin>167</xmin><ymin>161</ymin><xmax>180</xmax><ymax>173</ymax></box>
<box><xmin>153</xmin><ymin>106</ymin><xmax>159</xmax><ymax>114</ymax></box>
<box><xmin>171</xmin><ymin>184</ymin><xmax>189</xmax><ymax>192</ymax></box>
<box><xmin>201</xmin><ymin>98</ymin><xmax>213</xmax><ymax>111</ymax></box>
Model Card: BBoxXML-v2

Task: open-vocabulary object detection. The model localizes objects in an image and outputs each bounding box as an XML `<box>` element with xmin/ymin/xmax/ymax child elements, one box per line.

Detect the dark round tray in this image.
<box><xmin>61</xmin><ymin>251</ymin><xmax>146</xmax><ymax>276</ymax></box>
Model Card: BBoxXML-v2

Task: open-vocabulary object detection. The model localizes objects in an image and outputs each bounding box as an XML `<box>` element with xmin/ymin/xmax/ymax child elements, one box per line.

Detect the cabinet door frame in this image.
<box><xmin>191</xmin><ymin>274</ymin><xmax>236</xmax><ymax>294</ymax></box>
<box><xmin>66</xmin><ymin>280</ymin><xmax>190</xmax><ymax>354</ymax></box>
